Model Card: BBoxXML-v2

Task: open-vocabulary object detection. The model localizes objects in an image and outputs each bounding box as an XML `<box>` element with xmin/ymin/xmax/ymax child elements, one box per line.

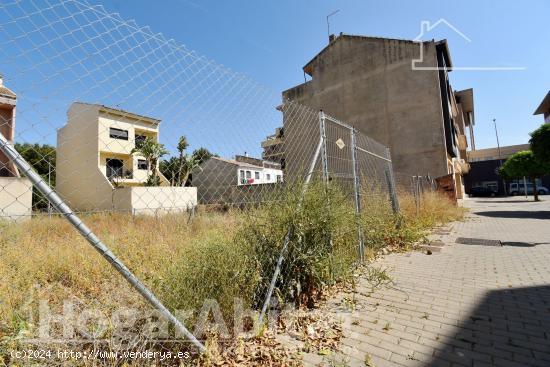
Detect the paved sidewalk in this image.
<box><xmin>307</xmin><ymin>196</ymin><xmax>550</xmax><ymax>367</ymax></box>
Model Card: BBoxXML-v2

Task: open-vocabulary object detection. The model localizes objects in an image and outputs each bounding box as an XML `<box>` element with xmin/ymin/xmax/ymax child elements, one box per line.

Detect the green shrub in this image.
<box><xmin>240</xmin><ymin>181</ymin><xmax>358</xmax><ymax>308</ymax></box>
<box><xmin>159</xmin><ymin>229</ymin><xmax>260</xmax><ymax>324</ymax></box>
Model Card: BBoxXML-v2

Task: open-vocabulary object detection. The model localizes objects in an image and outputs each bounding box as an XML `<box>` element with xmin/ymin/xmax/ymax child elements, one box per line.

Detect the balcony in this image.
<box><xmin>457</xmin><ymin>134</ymin><xmax>468</xmax><ymax>150</ymax></box>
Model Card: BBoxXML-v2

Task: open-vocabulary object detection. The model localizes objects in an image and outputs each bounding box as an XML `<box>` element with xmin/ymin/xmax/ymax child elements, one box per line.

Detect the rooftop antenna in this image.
<box><xmin>326</xmin><ymin>9</ymin><xmax>340</xmax><ymax>40</ymax></box>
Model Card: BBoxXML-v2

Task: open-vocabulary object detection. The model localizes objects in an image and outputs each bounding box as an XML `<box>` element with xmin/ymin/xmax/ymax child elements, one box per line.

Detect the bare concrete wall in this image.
<box><xmin>192</xmin><ymin>158</ymin><xmax>236</xmax><ymax>204</ymax></box>
<box><xmin>283</xmin><ymin>36</ymin><xmax>449</xmax><ymax>180</ymax></box>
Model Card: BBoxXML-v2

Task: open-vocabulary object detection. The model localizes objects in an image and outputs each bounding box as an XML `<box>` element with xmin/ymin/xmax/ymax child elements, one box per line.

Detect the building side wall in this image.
<box><xmin>0</xmin><ymin>177</ymin><xmax>32</xmax><ymax>221</ymax></box>
<box><xmin>283</xmin><ymin>38</ymin><xmax>449</xmax><ymax>181</ymax></box>
<box><xmin>56</xmin><ymin>104</ymin><xmax>114</xmax><ymax>211</ymax></box>
<box><xmin>192</xmin><ymin>159</ymin><xmax>237</xmax><ymax>204</ymax></box>
<box><xmin>0</xmin><ymin>104</ymin><xmax>18</xmax><ymax>176</ymax></box>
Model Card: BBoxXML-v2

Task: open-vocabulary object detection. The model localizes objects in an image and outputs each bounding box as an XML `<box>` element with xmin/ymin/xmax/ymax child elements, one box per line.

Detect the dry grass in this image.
<box><xmin>0</xmin><ymin>211</ymin><xmax>238</xmax><ymax>336</ymax></box>
<box><xmin>399</xmin><ymin>190</ymin><xmax>467</xmax><ymax>229</ymax></box>
<box><xmin>0</xmin><ymin>188</ymin><xmax>464</xmax><ymax>365</ymax></box>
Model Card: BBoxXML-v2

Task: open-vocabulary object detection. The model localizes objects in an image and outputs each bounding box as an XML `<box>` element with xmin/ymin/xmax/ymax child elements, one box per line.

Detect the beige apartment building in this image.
<box><xmin>0</xmin><ymin>75</ymin><xmax>32</xmax><ymax>221</ymax></box>
<box><xmin>265</xmin><ymin>34</ymin><xmax>474</xmax><ymax>198</ymax></box>
<box><xmin>56</xmin><ymin>102</ymin><xmax>196</xmax><ymax>213</ymax></box>
<box><xmin>467</xmin><ymin>144</ymin><xmax>531</xmax><ymax>163</ymax></box>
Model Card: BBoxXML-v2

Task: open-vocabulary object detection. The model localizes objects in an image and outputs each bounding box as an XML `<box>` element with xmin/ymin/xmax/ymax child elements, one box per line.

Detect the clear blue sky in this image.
<box><xmin>87</xmin><ymin>0</ymin><xmax>549</xmax><ymax>149</ymax></box>
<box><xmin>1</xmin><ymin>0</ymin><xmax>548</xmax><ymax>155</ymax></box>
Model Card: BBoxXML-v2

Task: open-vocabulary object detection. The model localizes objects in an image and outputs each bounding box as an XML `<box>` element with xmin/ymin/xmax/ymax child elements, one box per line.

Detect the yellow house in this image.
<box><xmin>56</xmin><ymin>102</ymin><xmax>196</xmax><ymax>214</ymax></box>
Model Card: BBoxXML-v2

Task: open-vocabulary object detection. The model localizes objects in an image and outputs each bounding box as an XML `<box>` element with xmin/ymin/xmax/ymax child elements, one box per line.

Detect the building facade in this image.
<box><xmin>0</xmin><ymin>75</ymin><xmax>32</xmax><ymax>221</ymax></box>
<box><xmin>271</xmin><ymin>34</ymin><xmax>474</xmax><ymax>198</ymax></box>
<box><xmin>534</xmin><ymin>91</ymin><xmax>550</xmax><ymax>124</ymax></box>
<box><xmin>465</xmin><ymin>144</ymin><xmax>550</xmax><ymax>195</ymax></box>
<box><xmin>193</xmin><ymin>155</ymin><xmax>282</xmax><ymax>205</ymax></box>
<box><xmin>56</xmin><ymin>102</ymin><xmax>196</xmax><ymax>213</ymax></box>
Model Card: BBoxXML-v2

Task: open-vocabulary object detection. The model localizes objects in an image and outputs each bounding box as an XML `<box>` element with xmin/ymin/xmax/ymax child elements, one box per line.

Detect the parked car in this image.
<box><xmin>469</xmin><ymin>186</ymin><xmax>497</xmax><ymax>197</ymax></box>
<box><xmin>509</xmin><ymin>182</ymin><xmax>549</xmax><ymax>196</ymax></box>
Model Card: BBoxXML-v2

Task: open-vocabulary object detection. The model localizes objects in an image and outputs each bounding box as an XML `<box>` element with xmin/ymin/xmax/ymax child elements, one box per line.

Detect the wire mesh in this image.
<box><xmin>0</xmin><ymin>0</ymin><xmax>401</xmax><ymax>361</ymax></box>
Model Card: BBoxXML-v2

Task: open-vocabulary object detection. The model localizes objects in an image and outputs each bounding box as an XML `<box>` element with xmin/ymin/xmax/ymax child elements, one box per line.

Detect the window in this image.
<box><xmin>255</xmin><ymin>172</ymin><xmax>260</xmax><ymax>180</ymax></box>
<box><xmin>276</xmin><ymin>175</ymin><xmax>282</xmax><ymax>183</ymax></box>
<box><xmin>106</xmin><ymin>158</ymin><xmax>124</xmax><ymax>179</ymax></box>
<box><xmin>109</xmin><ymin>127</ymin><xmax>128</xmax><ymax>140</ymax></box>
<box><xmin>135</xmin><ymin>134</ymin><xmax>147</xmax><ymax>146</ymax></box>
<box><xmin>266</xmin><ymin>174</ymin><xmax>271</xmax><ymax>181</ymax></box>
<box><xmin>137</xmin><ymin>159</ymin><xmax>148</xmax><ymax>170</ymax></box>
<box><xmin>239</xmin><ymin>170</ymin><xmax>245</xmax><ymax>184</ymax></box>
<box><xmin>245</xmin><ymin>171</ymin><xmax>251</xmax><ymax>179</ymax></box>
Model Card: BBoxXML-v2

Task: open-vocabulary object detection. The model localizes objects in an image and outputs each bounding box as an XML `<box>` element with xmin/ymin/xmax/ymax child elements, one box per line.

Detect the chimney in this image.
<box><xmin>0</xmin><ymin>74</ymin><xmax>3</xmax><ymax>87</ymax></box>
<box><xmin>329</xmin><ymin>34</ymin><xmax>335</xmax><ymax>43</ymax></box>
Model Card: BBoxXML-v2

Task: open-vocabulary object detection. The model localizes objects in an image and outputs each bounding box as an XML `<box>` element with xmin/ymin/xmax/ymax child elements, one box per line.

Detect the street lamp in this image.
<box><xmin>493</xmin><ymin>118</ymin><xmax>507</xmax><ymax>195</ymax></box>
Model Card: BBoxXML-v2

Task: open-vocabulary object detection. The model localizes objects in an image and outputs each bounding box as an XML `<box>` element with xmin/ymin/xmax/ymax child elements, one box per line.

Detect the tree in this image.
<box><xmin>180</xmin><ymin>154</ymin><xmax>202</xmax><ymax>186</ymax></box>
<box><xmin>159</xmin><ymin>141</ymin><xmax>215</xmax><ymax>187</ymax></box>
<box><xmin>176</xmin><ymin>136</ymin><xmax>189</xmax><ymax>186</ymax></box>
<box><xmin>192</xmin><ymin>147</ymin><xmax>214</xmax><ymax>165</ymax></box>
<box><xmin>14</xmin><ymin>143</ymin><xmax>56</xmax><ymax>209</ymax></box>
<box><xmin>159</xmin><ymin>157</ymin><xmax>179</xmax><ymax>186</ymax></box>
<box><xmin>498</xmin><ymin>150</ymin><xmax>550</xmax><ymax>201</ymax></box>
<box><xmin>530</xmin><ymin>124</ymin><xmax>550</xmax><ymax>164</ymax></box>
<box><xmin>130</xmin><ymin>137</ymin><xmax>168</xmax><ymax>186</ymax></box>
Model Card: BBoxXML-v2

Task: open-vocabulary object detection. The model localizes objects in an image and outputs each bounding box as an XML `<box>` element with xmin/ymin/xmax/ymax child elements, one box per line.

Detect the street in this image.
<box><xmin>306</xmin><ymin>197</ymin><xmax>550</xmax><ymax>367</ymax></box>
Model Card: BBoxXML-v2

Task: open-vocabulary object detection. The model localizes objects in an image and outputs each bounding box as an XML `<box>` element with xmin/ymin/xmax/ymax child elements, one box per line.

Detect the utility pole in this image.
<box><xmin>493</xmin><ymin>118</ymin><xmax>507</xmax><ymax>195</ymax></box>
<box><xmin>326</xmin><ymin>10</ymin><xmax>340</xmax><ymax>40</ymax></box>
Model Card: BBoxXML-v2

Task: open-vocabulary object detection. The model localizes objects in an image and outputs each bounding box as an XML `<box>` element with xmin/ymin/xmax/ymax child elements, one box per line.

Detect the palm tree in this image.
<box><xmin>176</xmin><ymin>136</ymin><xmax>189</xmax><ymax>186</ymax></box>
<box><xmin>180</xmin><ymin>154</ymin><xmax>202</xmax><ymax>186</ymax></box>
<box><xmin>131</xmin><ymin>137</ymin><xmax>168</xmax><ymax>186</ymax></box>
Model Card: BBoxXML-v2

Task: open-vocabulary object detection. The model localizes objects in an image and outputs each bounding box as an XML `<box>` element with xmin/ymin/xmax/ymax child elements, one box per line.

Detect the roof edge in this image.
<box><xmin>534</xmin><ymin>91</ymin><xmax>550</xmax><ymax>115</ymax></box>
<box><xmin>73</xmin><ymin>102</ymin><xmax>161</xmax><ymax>124</ymax></box>
<box><xmin>302</xmin><ymin>34</ymin><xmax>443</xmax><ymax>76</ymax></box>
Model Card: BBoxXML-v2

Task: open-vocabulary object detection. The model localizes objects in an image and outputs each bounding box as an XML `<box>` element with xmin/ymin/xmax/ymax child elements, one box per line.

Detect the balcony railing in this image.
<box><xmin>107</xmin><ymin>169</ymin><xmax>134</xmax><ymax>180</ymax></box>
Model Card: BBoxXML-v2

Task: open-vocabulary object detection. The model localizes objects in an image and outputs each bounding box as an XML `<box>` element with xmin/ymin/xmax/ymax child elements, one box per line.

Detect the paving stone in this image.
<box><xmin>300</xmin><ymin>197</ymin><xmax>550</xmax><ymax>366</ymax></box>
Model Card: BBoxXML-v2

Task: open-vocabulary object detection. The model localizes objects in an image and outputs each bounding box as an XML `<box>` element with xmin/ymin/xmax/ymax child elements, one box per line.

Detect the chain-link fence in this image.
<box><xmin>0</xmin><ymin>0</ymin><xmax>400</xmax><ymax>356</ymax></box>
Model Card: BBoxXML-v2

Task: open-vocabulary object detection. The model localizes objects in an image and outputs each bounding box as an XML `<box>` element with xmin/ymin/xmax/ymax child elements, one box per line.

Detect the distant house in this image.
<box><xmin>56</xmin><ymin>102</ymin><xmax>196</xmax><ymax>214</ymax></box>
<box><xmin>0</xmin><ymin>74</ymin><xmax>32</xmax><ymax>221</ymax></box>
<box><xmin>534</xmin><ymin>91</ymin><xmax>550</xmax><ymax>124</ymax></box>
<box><xmin>193</xmin><ymin>155</ymin><xmax>283</xmax><ymax>205</ymax></box>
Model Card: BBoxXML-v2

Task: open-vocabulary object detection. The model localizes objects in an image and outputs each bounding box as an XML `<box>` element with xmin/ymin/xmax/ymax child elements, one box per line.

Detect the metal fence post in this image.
<box><xmin>350</xmin><ymin>128</ymin><xmax>365</xmax><ymax>262</ymax></box>
<box><xmin>384</xmin><ymin>147</ymin><xmax>400</xmax><ymax>214</ymax></box>
<box><xmin>0</xmin><ymin>134</ymin><xmax>205</xmax><ymax>352</ymax></box>
<box><xmin>319</xmin><ymin>110</ymin><xmax>329</xmax><ymax>184</ymax></box>
<box><xmin>259</xmin><ymin>115</ymin><xmax>326</xmax><ymax>324</ymax></box>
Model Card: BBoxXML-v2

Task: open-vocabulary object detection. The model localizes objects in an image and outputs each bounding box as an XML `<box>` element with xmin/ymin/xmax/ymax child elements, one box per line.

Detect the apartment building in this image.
<box><xmin>193</xmin><ymin>155</ymin><xmax>282</xmax><ymax>205</ymax></box>
<box><xmin>0</xmin><ymin>75</ymin><xmax>32</xmax><ymax>220</ymax></box>
<box><xmin>465</xmin><ymin>144</ymin><xmax>550</xmax><ymax>195</ymax></box>
<box><xmin>56</xmin><ymin>102</ymin><xmax>196</xmax><ymax>213</ymax></box>
<box><xmin>534</xmin><ymin>91</ymin><xmax>550</xmax><ymax>124</ymax></box>
<box><xmin>273</xmin><ymin>34</ymin><xmax>474</xmax><ymax>198</ymax></box>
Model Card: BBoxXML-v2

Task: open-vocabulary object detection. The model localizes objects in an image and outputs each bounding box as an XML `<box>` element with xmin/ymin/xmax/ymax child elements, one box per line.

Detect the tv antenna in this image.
<box><xmin>326</xmin><ymin>9</ymin><xmax>340</xmax><ymax>39</ymax></box>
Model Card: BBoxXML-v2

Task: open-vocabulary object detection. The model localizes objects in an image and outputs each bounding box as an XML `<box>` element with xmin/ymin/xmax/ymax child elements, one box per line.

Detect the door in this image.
<box><xmin>106</xmin><ymin>158</ymin><xmax>124</xmax><ymax>179</ymax></box>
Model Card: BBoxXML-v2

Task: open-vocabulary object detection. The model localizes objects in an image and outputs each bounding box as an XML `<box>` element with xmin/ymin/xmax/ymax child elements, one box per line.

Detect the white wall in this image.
<box><xmin>237</xmin><ymin>166</ymin><xmax>283</xmax><ymax>185</ymax></box>
<box><xmin>112</xmin><ymin>186</ymin><xmax>197</xmax><ymax>215</ymax></box>
<box><xmin>0</xmin><ymin>177</ymin><xmax>32</xmax><ymax>221</ymax></box>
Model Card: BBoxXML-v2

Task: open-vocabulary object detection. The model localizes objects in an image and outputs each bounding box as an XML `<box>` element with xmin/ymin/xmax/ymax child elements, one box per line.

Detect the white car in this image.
<box><xmin>509</xmin><ymin>182</ymin><xmax>549</xmax><ymax>196</ymax></box>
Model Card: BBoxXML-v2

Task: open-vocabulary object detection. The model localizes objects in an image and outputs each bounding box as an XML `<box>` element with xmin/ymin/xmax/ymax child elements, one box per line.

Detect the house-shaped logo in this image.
<box><xmin>412</xmin><ymin>18</ymin><xmax>525</xmax><ymax>71</ymax></box>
